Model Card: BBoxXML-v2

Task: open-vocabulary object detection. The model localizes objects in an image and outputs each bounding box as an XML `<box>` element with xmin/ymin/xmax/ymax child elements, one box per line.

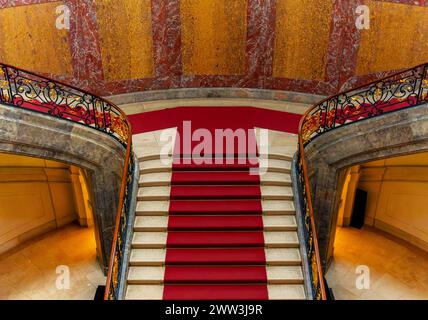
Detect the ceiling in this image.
<box><xmin>0</xmin><ymin>0</ymin><xmax>426</xmax><ymax>97</ymax></box>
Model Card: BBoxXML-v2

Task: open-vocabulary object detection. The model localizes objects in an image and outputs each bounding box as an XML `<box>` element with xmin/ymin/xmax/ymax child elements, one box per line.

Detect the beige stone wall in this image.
<box><xmin>0</xmin><ymin>153</ymin><xmax>93</xmax><ymax>254</ymax></box>
<box><xmin>341</xmin><ymin>153</ymin><xmax>428</xmax><ymax>252</ymax></box>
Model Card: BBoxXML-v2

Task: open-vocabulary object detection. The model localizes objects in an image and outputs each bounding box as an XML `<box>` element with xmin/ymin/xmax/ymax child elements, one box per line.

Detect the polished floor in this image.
<box><xmin>326</xmin><ymin>226</ymin><xmax>428</xmax><ymax>300</ymax></box>
<box><xmin>0</xmin><ymin>224</ymin><xmax>105</xmax><ymax>300</ymax></box>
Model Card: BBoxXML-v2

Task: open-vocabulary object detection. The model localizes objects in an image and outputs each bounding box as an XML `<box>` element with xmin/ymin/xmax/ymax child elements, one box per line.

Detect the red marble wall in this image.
<box><xmin>0</xmin><ymin>0</ymin><xmax>426</xmax><ymax>97</ymax></box>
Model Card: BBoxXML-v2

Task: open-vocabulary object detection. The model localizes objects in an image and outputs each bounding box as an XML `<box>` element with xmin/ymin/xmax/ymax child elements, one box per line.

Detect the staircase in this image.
<box><xmin>125</xmin><ymin>128</ymin><xmax>307</xmax><ymax>300</ymax></box>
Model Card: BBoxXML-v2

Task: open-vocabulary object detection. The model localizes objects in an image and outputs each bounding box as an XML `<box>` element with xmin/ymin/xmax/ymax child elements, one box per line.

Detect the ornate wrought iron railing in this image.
<box><xmin>105</xmin><ymin>142</ymin><xmax>134</xmax><ymax>300</ymax></box>
<box><xmin>301</xmin><ymin>63</ymin><xmax>428</xmax><ymax>146</ymax></box>
<box><xmin>0</xmin><ymin>62</ymin><xmax>134</xmax><ymax>300</ymax></box>
<box><xmin>0</xmin><ymin>63</ymin><xmax>129</xmax><ymax>146</ymax></box>
<box><xmin>297</xmin><ymin>63</ymin><xmax>428</xmax><ymax>300</ymax></box>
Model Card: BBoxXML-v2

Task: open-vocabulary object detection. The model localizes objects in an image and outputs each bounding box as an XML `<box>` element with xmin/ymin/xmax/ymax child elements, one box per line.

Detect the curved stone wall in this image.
<box><xmin>0</xmin><ymin>103</ymin><xmax>125</xmax><ymax>272</ymax></box>
<box><xmin>304</xmin><ymin>103</ymin><xmax>428</xmax><ymax>267</ymax></box>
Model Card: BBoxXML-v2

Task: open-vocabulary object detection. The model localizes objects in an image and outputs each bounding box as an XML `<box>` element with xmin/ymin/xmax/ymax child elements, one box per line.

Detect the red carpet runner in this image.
<box><xmin>162</xmin><ymin>122</ymin><xmax>269</xmax><ymax>299</ymax></box>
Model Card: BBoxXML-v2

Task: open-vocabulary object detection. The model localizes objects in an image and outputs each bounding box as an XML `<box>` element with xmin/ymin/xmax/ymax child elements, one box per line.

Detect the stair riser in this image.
<box><xmin>260</xmin><ymin>181</ymin><xmax>291</xmax><ymax>187</ymax></box>
<box><xmin>139</xmin><ymin>179</ymin><xmax>295</xmax><ymax>188</ymax></box>
<box><xmin>265</xmin><ymin>168</ymin><xmax>291</xmax><ymax>174</ymax></box>
<box><xmin>140</xmin><ymin>168</ymin><xmax>171</xmax><ymax>175</ymax></box>
<box><xmin>138</xmin><ymin>195</ymin><xmax>293</xmax><ymax>201</ymax></box>
<box><xmin>262</xmin><ymin>195</ymin><xmax>293</xmax><ymax>201</ymax></box>
<box><xmin>136</xmin><ymin>211</ymin><xmax>169</xmax><ymax>216</ymax></box>
<box><xmin>134</xmin><ymin>226</ymin><xmax>297</xmax><ymax>232</ymax></box>
<box><xmin>138</xmin><ymin>195</ymin><xmax>169</xmax><ymax>201</ymax></box>
<box><xmin>129</xmin><ymin>260</ymin><xmax>302</xmax><ymax>267</ymax></box>
<box><xmin>128</xmin><ymin>279</ymin><xmax>304</xmax><ymax>285</ymax></box>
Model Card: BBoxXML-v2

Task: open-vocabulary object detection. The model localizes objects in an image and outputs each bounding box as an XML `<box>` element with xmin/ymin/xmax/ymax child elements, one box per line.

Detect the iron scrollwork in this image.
<box><xmin>301</xmin><ymin>63</ymin><xmax>428</xmax><ymax>145</ymax></box>
<box><xmin>296</xmin><ymin>151</ymin><xmax>323</xmax><ymax>300</ymax></box>
<box><xmin>0</xmin><ymin>63</ymin><xmax>129</xmax><ymax>146</ymax></box>
<box><xmin>107</xmin><ymin>150</ymin><xmax>134</xmax><ymax>300</ymax></box>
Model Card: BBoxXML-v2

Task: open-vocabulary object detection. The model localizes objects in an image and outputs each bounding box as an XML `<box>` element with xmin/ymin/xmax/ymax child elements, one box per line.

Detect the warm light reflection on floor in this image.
<box><xmin>0</xmin><ymin>224</ymin><xmax>105</xmax><ymax>300</ymax></box>
<box><xmin>326</xmin><ymin>226</ymin><xmax>428</xmax><ymax>300</ymax></box>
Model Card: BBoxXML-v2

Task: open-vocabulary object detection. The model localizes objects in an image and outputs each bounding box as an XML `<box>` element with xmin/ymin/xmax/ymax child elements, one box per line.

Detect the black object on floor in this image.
<box><xmin>94</xmin><ymin>285</ymin><xmax>106</xmax><ymax>300</ymax></box>
<box><xmin>350</xmin><ymin>188</ymin><xmax>368</xmax><ymax>229</ymax></box>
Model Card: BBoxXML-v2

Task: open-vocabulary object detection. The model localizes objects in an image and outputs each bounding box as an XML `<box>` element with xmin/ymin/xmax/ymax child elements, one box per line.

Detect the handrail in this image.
<box><xmin>0</xmin><ymin>62</ymin><xmax>134</xmax><ymax>300</ymax></box>
<box><xmin>300</xmin><ymin>63</ymin><xmax>428</xmax><ymax>146</ymax></box>
<box><xmin>104</xmin><ymin>134</ymin><xmax>134</xmax><ymax>299</ymax></box>
<box><xmin>296</xmin><ymin>62</ymin><xmax>428</xmax><ymax>300</ymax></box>
<box><xmin>0</xmin><ymin>62</ymin><xmax>130</xmax><ymax>146</ymax></box>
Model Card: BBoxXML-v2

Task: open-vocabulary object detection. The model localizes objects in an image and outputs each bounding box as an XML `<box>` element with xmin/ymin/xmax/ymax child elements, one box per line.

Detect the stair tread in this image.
<box><xmin>172</xmin><ymin>161</ymin><xmax>258</xmax><ymax>171</ymax></box>
<box><xmin>138</xmin><ymin>186</ymin><xmax>170</xmax><ymax>200</ymax></box>
<box><xmin>260</xmin><ymin>172</ymin><xmax>292</xmax><ymax>186</ymax></box>
<box><xmin>163</xmin><ymin>284</ymin><xmax>268</xmax><ymax>300</ymax></box>
<box><xmin>139</xmin><ymin>159</ymin><xmax>172</xmax><ymax>173</ymax></box>
<box><xmin>170</xmin><ymin>185</ymin><xmax>261</xmax><ymax>200</ymax></box>
<box><xmin>129</xmin><ymin>248</ymin><xmax>302</xmax><ymax>266</ymax></box>
<box><xmin>127</xmin><ymin>266</ymin><xmax>304</xmax><ymax>284</ymax></box>
<box><xmin>171</xmin><ymin>171</ymin><xmax>260</xmax><ymax>185</ymax></box>
<box><xmin>262</xmin><ymin>200</ymin><xmax>295</xmax><ymax>214</ymax></box>
<box><xmin>136</xmin><ymin>200</ymin><xmax>169</xmax><ymax>215</ymax></box>
<box><xmin>261</xmin><ymin>186</ymin><xmax>293</xmax><ymax>200</ymax></box>
<box><xmin>139</xmin><ymin>172</ymin><xmax>172</xmax><ymax>186</ymax></box>
<box><xmin>166</xmin><ymin>231</ymin><xmax>265</xmax><ymax>247</ymax></box>
<box><xmin>130</xmin><ymin>248</ymin><xmax>166</xmax><ymax>265</ymax></box>
<box><xmin>264</xmin><ymin>231</ymin><xmax>299</xmax><ymax>247</ymax></box>
<box><xmin>132</xmin><ymin>231</ymin><xmax>299</xmax><ymax>248</ymax></box>
<box><xmin>125</xmin><ymin>284</ymin><xmax>306</xmax><ymax>300</ymax></box>
<box><xmin>268</xmin><ymin>284</ymin><xmax>306</xmax><ymax>300</ymax></box>
<box><xmin>169</xmin><ymin>200</ymin><xmax>262</xmax><ymax>215</ymax></box>
<box><xmin>134</xmin><ymin>216</ymin><xmax>168</xmax><ymax>231</ymax></box>
<box><xmin>133</xmin><ymin>232</ymin><xmax>167</xmax><ymax>248</ymax></box>
<box><xmin>168</xmin><ymin>215</ymin><xmax>263</xmax><ymax>230</ymax></box>
<box><xmin>261</xmin><ymin>159</ymin><xmax>291</xmax><ymax>172</ymax></box>
<box><xmin>126</xmin><ymin>285</ymin><xmax>164</xmax><ymax>300</ymax></box>
<box><xmin>263</xmin><ymin>216</ymin><xmax>297</xmax><ymax>231</ymax></box>
<box><xmin>131</xmin><ymin>215</ymin><xmax>296</xmax><ymax>231</ymax></box>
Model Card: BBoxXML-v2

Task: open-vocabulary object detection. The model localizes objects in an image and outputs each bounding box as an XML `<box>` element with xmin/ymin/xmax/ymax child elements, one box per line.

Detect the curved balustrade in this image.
<box><xmin>0</xmin><ymin>63</ymin><xmax>130</xmax><ymax>146</ymax></box>
<box><xmin>0</xmin><ymin>62</ymin><xmax>134</xmax><ymax>300</ymax></box>
<box><xmin>297</xmin><ymin>62</ymin><xmax>428</xmax><ymax>300</ymax></box>
<box><xmin>301</xmin><ymin>63</ymin><xmax>428</xmax><ymax>146</ymax></box>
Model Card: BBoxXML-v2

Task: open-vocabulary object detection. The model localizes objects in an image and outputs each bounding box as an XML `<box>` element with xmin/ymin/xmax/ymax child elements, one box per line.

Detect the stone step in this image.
<box><xmin>127</xmin><ymin>266</ymin><xmax>304</xmax><ymax>285</ymax></box>
<box><xmin>136</xmin><ymin>200</ymin><xmax>170</xmax><ymax>216</ymax></box>
<box><xmin>139</xmin><ymin>159</ymin><xmax>172</xmax><ymax>174</ymax></box>
<box><xmin>133</xmin><ymin>215</ymin><xmax>297</xmax><ymax>232</ymax></box>
<box><xmin>260</xmin><ymin>172</ymin><xmax>292</xmax><ymax>186</ymax></box>
<box><xmin>261</xmin><ymin>159</ymin><xmax>291</xmax><ymax>173</ymax></box>
<box><xmin>125</xmin><ymin>284</ymin><xmax>164</xmax><ymax>300</ymax></box>
<box><xmin>262</xmin><ymin>146</ymin><xmax>296</xmax><ymax>160</ymax></box>
<box><xmin>268</xmin><ymin>284</ymin><xmax>306</xmax><ymax>300</ymax></box>
<box><xmin>137</xmin><ymin>186</ymin><xmax>294</xmax><ymax>201</ymax></box>
<box><xmin>129</xmin><ymin>248</ymin><xmax>302</xmax><ymax>266</ymax></box>
<box><xmin>132</xmin><ymin>231</ymin><xmax>299</xmax><ymax>249</ymax></box>
<box><xmin>261</xmin><ymin>186</ymin><xmax>293</xmax><ymax>200</ymax></box>
<box><xmin>139</xmin><ymin>172</ymin><xmax>172</xmax><ymax>187</ymax></box>
<box><xmin>139</xmin><ymin>171</ymin><xmax>291</xmax><ymax>187</ymax></box>
<box><xmin>135</xmin><ymin>200</ymin><xmax>296</xmax><ymax>216</ymax></box>
<box><xmin>262</xmin><ymin>200</ymin><xmax>295</xmax><ymax>215</ymax></box>
<box><xmin>134</xmin><ymin>216</ymin><xmax>168</xmax><ymax>232</ymax></box>
<box><xmin>137</xmin><ymin>186</ymin><xmax>171</xmax><ymax>201</ymax></box>
<box><xmin>132</xmin><ymin>232</ymin><xmax>167</xmax><ymax>249</ymax></box>
<box><xmin>262</xmin><ymin>215</ymin><xmax>297</xmax><ymax>231</ymax></box>
<box><xmin>125</xmin><ymin>284</ymin><xmax>306</xmax><ymax>300</ymax></box>
<box><xmin>264</xmin><ymin>231</ymin><xmax>299</xmax><ymax>248</ymax></box>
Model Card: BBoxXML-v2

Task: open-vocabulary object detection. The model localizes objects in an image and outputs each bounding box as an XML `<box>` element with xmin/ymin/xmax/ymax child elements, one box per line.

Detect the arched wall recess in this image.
<box><xmin>0</xmin><ymin>104</ymin><xmax>125</xmax><ymax>272</ymax></box>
